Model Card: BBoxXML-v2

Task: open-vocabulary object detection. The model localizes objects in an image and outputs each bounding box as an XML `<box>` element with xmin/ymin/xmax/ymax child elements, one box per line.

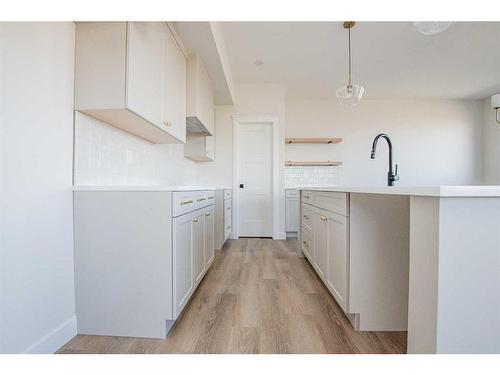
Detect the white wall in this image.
<box><xmin>286</xmin><ymin>99</ymin><xmax>484</xmax><ymax>186</ymax></box>
<box><xmin>482</xmin><ymin>97</ymin><xmax>500</xmax><ymax>184</ymax></box>
<box><xmin>0</xmin><ymin>23</ymin><xmax>77</xmax><ymax>353</ymax></box>
<box><xmin>200</xmin><ymin>83</ymin><xmax>287</xmax><ymax>237</ymax></box>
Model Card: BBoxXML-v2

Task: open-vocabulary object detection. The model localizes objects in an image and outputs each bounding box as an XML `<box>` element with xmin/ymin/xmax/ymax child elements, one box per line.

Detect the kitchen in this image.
<box><xmin>1</xmin><ymin>14</ymin><xmax>500</xmax><ymax>362</ymax></box>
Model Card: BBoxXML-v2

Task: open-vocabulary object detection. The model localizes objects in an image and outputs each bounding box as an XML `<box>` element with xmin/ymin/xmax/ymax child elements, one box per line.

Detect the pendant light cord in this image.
<box><xmin>348</xmin><ymin>25</ymin><xmax>352</xmax><ymax>88</ymax></box>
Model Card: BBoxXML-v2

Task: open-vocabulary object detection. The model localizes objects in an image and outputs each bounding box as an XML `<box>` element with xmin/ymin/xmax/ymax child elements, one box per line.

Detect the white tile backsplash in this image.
<box><xmin>284</xmin><ymin>166</ymin><xmax>340</xmax><ymax>188</ymax></box>
<box><xmin>74</xmin><ymin>112</ymin><xmax>201</xmax><ymax>186</ymax></box>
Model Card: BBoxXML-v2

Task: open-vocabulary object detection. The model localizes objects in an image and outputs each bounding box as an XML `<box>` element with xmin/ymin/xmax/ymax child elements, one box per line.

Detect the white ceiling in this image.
<box><xmin>219</xmin><ymin>22</ymin><xmax>500</xmax><ymax>100</ymax></box>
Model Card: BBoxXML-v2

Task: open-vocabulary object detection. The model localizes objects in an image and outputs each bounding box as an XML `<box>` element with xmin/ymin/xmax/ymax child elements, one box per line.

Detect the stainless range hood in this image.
<box><xmin>186</xmin><ymin>116</ymin><xmax>211</xmax><ymax>135</ymax></box>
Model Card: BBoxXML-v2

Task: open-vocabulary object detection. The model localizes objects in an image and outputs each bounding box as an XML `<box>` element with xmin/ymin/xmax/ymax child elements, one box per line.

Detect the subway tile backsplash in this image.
<box><xmin>284</xmin><ymin>166</ymin><xmax>340</xmax><ymax>188</ymax></box>
<box><xmin>74</xmin><ymin>112</ymin><xmax>200</xmax><ymax>186</ymax></box>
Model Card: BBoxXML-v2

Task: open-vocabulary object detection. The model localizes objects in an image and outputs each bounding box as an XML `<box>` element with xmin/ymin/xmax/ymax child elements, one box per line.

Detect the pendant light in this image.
<box><xmin>414</xmin><ymin>21</ymin><xmax>455</xmax><ymax>35</ymax></box>
<box><xmin>336</xmin><ymin>21</ymin><xmax>364</xmax><ymax>106</ymax></box>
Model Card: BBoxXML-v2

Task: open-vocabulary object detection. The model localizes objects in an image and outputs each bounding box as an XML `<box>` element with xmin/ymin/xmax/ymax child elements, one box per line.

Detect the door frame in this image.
<box><xmin>232</xmin><ymin>116</ymin><xmax>281</xmax><ymax>240</ymax></box>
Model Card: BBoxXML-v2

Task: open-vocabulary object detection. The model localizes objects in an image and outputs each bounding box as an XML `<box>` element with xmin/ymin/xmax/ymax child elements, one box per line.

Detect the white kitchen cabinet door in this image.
<box><xmin>173</xmin><ymin>212</ymin><xmax>194</xmax><ymax>318</ymax></box>
<box><xmin>326</xmin><ymin>212</ymin><xmax>349</xmax><ymax>311</ymax></box>
<box><xmin>204</xmin><ymin>206</ymin><xmax>215</xmax><ymax>266</ymax></box>
<box><xmin>313</xmin><ymin>211</ymin><xmax>328</xmax><ymax>280</ymax></box>
<box><xmin>126</xmin><ymin>22</ymin><xmax>164</xmax><ymax>130</ymax></box>
<box><xmin>162</xmin><ymin>27</ymin><xmax>186</xmax><ymax>143</ymax></box>
<box><xmin>193</xmin><ymin>212</ymin><xmax>205</xmax><ymax>286</ymax></box>
<box><xmin>301</xmin><ymin>226</ymin><xmax>314</xmax><ymax>262</ymax></box>
<box><xmin>286</xmin><ymin>197</ymin><xmax>299</xmax><ymax>232</ymax></box>
<box><xmin>75</xmin><ymin>22</ymin><xmax>184</xmax><ymax>144</ymax></box>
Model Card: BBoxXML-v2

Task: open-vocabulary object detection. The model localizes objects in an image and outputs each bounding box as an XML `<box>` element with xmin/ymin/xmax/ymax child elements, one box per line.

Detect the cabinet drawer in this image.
<box><xmin>173</xmin><ymin>190</ymin><xmax>214</xmax><ymax>217</ymax></box>
<box><xmin>302</xmin><ymin>190</ymin><xmax>349</xmax><ymax>217</ymax></box>
<box><xmin>301</xmin><ymin>204</ymin><xmax>314</xmax><ymax>231</ymax></box>
<box><xmin>206</xmin><ymin>192</ymin><xmax>216</xmax><ymax>204</ymax></box>
<box><xmin>301</xmin><ymin>226</ymin><xmax>313</xmax><ymax>261</ymax></box>
<box><xmin>301</xmin><ymin>191</ymin><xmax>314</xmax><ymax>204</ymax></box>
<box><xmin>173</xmin><ymin>191</ymin><xmax>195</xmax><ymax>217</ymax></box>
<box><xmin>224</xmin><ymin>198</ymin><xmax>232</xmax><ymax>212</ymax></box>
<box><xmin>224</xmin><ymin>189</ymin><xmax>232</xmax><ymax>199</ymax></box>
<box><xmin>313</xmin><ymin>191</ymin><xmax>349</xmax><ymax>216</ymax></box>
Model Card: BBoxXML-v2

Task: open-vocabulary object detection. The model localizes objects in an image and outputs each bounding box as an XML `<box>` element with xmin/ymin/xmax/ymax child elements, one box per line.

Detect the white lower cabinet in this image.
<box><xmin>313</xmin><ymin>211</ymin><xmax>328</xmax><ymax>280</ymax></box>
<box><xmin>325</xmin><ymin>212</ymin><xmax>349</xmax><ymax>312</ymax></box>
<box><xmin>173</xmin><ymin>211</ymin><xmax>195</xmax><ymax>317</ymax></box>
<box><xmin>74</xmin><ymin>190</ymin><xmax>216</xmax><ymax>339</ymax></box>
<box><xmin>204</xmin><ymin>207</ymin><xmax>215</xmax><ymax>266</ymax></box>
<box><xmin>173</xmin><ymin>203</ymin><xmax>215</xmax><ymax>319</ymax></box>
<box><xmin>301</xmin><ymin>226</ymin><xmax>314</xmax><ymax>262</ymax></box>
<box><xmin>192</xmin><ymin>211</ymin><xmax>205</xmax><ymax>286</ymax></box>
<box><xmin>214</xmin><ymin>189</ymin><xmax>232</xmax><ymax>249</ymax></box>
<box><xmin>300</xmin><ymin>191</ymin><xmax>350</xmax><ymax>314</ymax></box>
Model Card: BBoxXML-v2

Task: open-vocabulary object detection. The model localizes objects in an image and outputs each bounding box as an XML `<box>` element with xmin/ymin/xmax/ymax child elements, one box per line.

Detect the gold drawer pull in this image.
<box><xmin>320</xmin><ymin>216</ymin><xmax>328</xmax><ymax>221</ymax></box>
<box><xmin>180</xmin><ymin>200</ymin><xmax>193</xmax><ymax>205</ymax></box>
<box><xmin>208</xmin><ymin>196</ymin><xmax>214</xmax><ymax>199</ymax></box>
<box><xmin>163</xmin><ymin>121</ymin><xmax>172</xmax><ymax>127</ymax></box>
<box><xmin>205</xmin><ymin>213</ymin><xmax>211</xmax><ymax>217</ymax></box>
<box><xmin>193</xmin><ymin>218</ymin><xmax>199</xmax><ymax>223</ymax></box>
<box><xmin>197</xmin><ymin>198</ymin><xmax>206</xmax><ymax>202</ymax></box>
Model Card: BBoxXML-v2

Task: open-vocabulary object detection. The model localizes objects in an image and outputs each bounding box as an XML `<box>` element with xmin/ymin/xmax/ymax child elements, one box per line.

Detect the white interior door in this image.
<box><xmin>237</xmin><ymin>123</ymin><xmax>273</xmax><ymax>237</ymax></box>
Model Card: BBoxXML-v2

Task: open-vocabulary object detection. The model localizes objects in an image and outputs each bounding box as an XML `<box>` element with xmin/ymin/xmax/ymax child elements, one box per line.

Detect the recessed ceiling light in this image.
<box><xmin>254</xmin><ymin>60</ymin><xmax>264</xmax><ymax>66</ymax></box>
<box><xmin>414</xmin><ymin>21</ymin><xmax>455</xmax><ymax>35</ymax></box>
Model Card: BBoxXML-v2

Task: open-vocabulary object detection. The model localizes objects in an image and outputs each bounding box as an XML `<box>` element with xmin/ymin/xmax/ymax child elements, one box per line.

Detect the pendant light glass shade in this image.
<box><xmin>414</xmin><ymin>21</ymin><xmax>455</xmax><ymax>35</ymax></box>
<box><xmin>336</xmin><ymin>84</ymin><xmax>364</xmax><ymax>106</ymax></box>
<box><xmin>337</xmin><ymin>21</ymin><xmax>364</xmax><ymax>106</ymax></box>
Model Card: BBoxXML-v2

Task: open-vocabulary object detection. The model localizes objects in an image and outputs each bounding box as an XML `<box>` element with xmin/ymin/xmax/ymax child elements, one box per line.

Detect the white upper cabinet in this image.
<box><xmin>126</xmin><ymin>22</ymin><xmax>164</xmax><ymax>130</ymax></box>
<box><xmin>186</xmin><ymin>53</ymin><xmax>215</xmax><ymax>135</ymax></box>
<box><xmin>75</xmin><ymin>22</ymin><xmax>186</xmax><ymax>144</ymax></box>
<box><xmin>162</xmin><ymin>26</ymin><xmax>187</xmax><ymax>143</ymax></box>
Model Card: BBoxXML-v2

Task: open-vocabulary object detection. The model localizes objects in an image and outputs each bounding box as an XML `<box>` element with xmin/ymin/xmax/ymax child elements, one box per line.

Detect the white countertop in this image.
<box><xmin>298</xmin><ymin>185</ymin><xmax>500</xmax><ymax>197</ymax></box>
<box><xmin>73</xmin><ymin>186</ymin><xmax>226</xmax><ymax>192</ymax></box>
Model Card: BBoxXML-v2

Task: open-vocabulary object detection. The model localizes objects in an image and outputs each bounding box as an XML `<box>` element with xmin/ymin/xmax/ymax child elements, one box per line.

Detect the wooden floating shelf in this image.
<box><xmin>285</xmin><ymin>137</ymin><xmax>343</xmax><ymax>144</ymax></box>
<box><xmin>285</xmin><ymin>161</ymin><xmax>343</xmax><ymax>167</ymax></box>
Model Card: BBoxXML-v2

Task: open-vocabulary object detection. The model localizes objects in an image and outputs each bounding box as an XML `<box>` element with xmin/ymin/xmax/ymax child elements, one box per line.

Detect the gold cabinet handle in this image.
<box><xmin>180</xmin><ymin>200</ymin><xmax>193</xmax><ymax>205</ymax></box>
<box><xmin>205</xmin><ymin>213</ymin><xmax>211</xmax><ymax>217</ymax></box>
<box><xmin>163</xmin><ymin>120</ymin><xmax>172</xmax><ymax>127</ymax></box>
<box><xmin>320</xmin><ymin>216</ymin><xmax>328</xmax><ymax>221</ymax></box>
<box><xmin>193</xmin><ymin>218</ymin><xmax>199</xmax><ymax>223</ymax></box>
<box><xmin>208</xmin><ymin>196</ymin><xmax>215</xmax><ymax>200</ymax></box>
<box><xmin>197</xmin><ymin>198</ymin><xmax>206</xmax><ymax>202</ymax></box>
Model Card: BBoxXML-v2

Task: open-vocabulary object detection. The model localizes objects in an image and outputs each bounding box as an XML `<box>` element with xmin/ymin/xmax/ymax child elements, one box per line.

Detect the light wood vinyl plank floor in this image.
<box><xmin>57</xmin><ymin>238</ymin><xmax>407</xmax><ymax>354</ymax></box>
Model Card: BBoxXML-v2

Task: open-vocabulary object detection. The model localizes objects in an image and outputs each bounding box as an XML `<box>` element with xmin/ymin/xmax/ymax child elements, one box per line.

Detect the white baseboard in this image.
<box><xmin>23</xmin><ymin>316</ymin><xmax>77</xmax><ymax>354</ymax></box>
<box><xmin>273</xmin><ymin>231</ymin><xmax>287</xmax><ymax>240</ymax></box>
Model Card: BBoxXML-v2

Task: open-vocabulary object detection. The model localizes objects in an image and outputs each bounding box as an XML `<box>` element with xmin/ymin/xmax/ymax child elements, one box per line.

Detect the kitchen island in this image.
<box><xmin>299</xmin><ymin>186</ymin><xmax>500</xmax><ymax>354</ymax></box>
